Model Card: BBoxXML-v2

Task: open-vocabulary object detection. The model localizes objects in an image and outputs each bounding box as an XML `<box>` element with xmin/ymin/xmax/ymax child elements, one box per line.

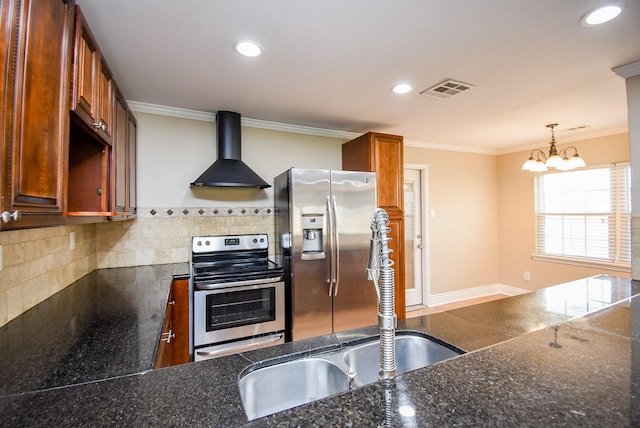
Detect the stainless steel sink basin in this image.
<box><xmin>238</xmin><ymin>332</ymin><xmax>464</xmax><ymax>420</ymax></box>
<box><xmin>342</xmin><ymin>334</ymin><xmax>463</xmax><ymax>385</ymax></box>
<box><xmin>239</xmin><ymin>358</ymin><xmax>350</xmax><ymax>421</ymax></box>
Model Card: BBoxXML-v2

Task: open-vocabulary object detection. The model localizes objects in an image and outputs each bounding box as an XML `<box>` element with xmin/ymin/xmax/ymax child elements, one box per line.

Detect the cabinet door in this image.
<box><xmin>127</xmin><ymin>112</ymin><xmax>137</xmax><ymax>215</ymax></box>
<box><xmin>1</xmin><ymin>0</ymin><xmax>74</xmax><ymax>230</ymax></box>
<box><xmin>112</xmin><ymin>92</ymin><xmax>127</xmax><ymax>214</ymax></box>
<box><xmin>372</xmin><ymin>134</ymin><xmax>404</xmax><ymax>215</ymax></box>
<box><xmin>70</xmin><ymin>6</ymin><xmax>112</xmax><ymax>144</ymax></box>
<box><xmin>170</xmin><ymin>279</ymin><xmax>190</xmax><ymax>365</ymax></box>
<box><xmin>96</xmin><ymin>61</ymin><xmax>114</xmax><ymax>141</ymax></box>
<box><xmin>1</xmin><ymin>0</ymin><xmax>12</xmax><ymax>222</ymax></box>
<box><xmin>70</xmin><ymin>7</ymin><xmax>98</xmax><ymax>128</ymax></box>
<box><xmin>155</xmin><ymin>279</ymin><xmax>190</xmax><ymax>368</ymax></box>
<box><xmin>155</xmin><ymin>288</ymin><xmax>174</xmax><ymax>369</ymax></box>
<box><xmin>110</xmin><ymin>93</ymin><xmax>136</xmax><ymax>220</ymax></box>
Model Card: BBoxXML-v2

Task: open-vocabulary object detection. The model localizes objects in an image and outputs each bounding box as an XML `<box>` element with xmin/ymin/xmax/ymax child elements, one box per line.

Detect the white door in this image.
<box><xmin>404</xmin><ymin>168</ymin><xmax>425</xmax><ymax>307</ymax></box>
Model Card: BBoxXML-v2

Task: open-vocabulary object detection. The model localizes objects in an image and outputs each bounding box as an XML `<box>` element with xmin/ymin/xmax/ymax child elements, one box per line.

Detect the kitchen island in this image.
<box><xmin>0</xmin><ymin>267</ymin><xmax>638</xmax><ymax>426</ymax></box>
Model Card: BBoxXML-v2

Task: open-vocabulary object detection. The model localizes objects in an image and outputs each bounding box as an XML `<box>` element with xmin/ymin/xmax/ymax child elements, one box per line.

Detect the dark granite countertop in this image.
<box><xmin>1</xmin><ymin>273</ymin><xmax>638</xmax><ymax>427</ymax></box>
<box><xmin>0</xmin><ymin>263</ymin><xmax>188</xmax><ymax>397</ymax></box>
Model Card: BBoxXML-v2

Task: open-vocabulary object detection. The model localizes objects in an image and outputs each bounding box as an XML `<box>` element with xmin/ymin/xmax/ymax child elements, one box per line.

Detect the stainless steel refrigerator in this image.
<box><xmin>274</xmin><ymin>168</ymin><xmax>379</xmax><ymax>341</ymax></box>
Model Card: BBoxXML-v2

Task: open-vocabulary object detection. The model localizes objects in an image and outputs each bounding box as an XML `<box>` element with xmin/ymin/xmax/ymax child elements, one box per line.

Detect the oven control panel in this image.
<box><xmin>192</xmin><ymin>234</ymin><xmax>268</xmax><ymax>253</ymax></box>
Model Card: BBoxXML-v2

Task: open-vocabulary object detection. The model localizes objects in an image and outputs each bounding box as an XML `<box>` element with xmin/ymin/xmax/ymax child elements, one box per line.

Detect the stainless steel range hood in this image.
<box><xmin>190</xmin><ymin>111</ymin><xmax>271</xmax><ymax>189</ymax></box>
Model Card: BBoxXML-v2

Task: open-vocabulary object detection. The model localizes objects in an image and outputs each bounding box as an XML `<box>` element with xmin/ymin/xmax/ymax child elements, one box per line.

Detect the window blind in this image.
<box><xmin>534</xmin><ymin>164</ymin><xmax>631</xmax><ymax>266</ymax></box>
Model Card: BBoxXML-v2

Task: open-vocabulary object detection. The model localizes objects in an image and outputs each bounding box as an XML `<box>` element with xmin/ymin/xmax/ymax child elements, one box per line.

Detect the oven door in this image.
<box><xmin>193</xmin><ymin>281</ymin><xmax>285</xmax><ymax>349</ymax></box>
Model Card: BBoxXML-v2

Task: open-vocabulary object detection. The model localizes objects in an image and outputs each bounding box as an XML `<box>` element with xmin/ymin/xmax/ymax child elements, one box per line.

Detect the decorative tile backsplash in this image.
<box><xmin>0</xmin><ymin>207</ymin><xmax>275</xmax><ymax>328</ymax></box>
<box><xmin>96</xmin><ymin>208</ymin><xmax>275</xmax><ymax>268</ymax></box>
<box><xmin>139</xmin><ymin>207</ymin><xmax>273</xmax><ymax>218</ymax></box>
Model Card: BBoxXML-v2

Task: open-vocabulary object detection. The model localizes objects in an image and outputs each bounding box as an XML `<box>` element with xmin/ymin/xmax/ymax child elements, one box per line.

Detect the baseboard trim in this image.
<box><xmin>427</xmin><ymin>283</ymin><xmax>529</xmax><ymax>307</ymax></box>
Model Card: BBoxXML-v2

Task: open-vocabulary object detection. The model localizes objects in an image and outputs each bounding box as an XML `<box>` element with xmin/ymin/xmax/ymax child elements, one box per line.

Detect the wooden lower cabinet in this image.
<box><xmin>156</xmin><ymin>278</ymin><xmax>190</xmax><ymax>368</ymax></box>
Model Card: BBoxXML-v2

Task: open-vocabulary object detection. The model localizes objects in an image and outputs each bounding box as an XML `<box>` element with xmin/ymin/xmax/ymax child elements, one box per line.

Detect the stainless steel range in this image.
<box><xmin>189</xmin><ymin>234</ymin><xmax>285</xmax><ymax>361</ymax></box>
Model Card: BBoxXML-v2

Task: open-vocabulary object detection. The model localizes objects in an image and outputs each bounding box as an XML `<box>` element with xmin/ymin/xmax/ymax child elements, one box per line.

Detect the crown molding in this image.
<box><xmin>612</xmin><ymin>60</ymin><xmax>640</xmax><ymax>79</ymax></box>
<box><xmin>404</xmin><ymin>138</ymin><xmax>497</xmax><ymax>155</ymax></box>
<box><xmin>127</xmin><ymin>102</ymin><xmax>215</xmax><ymax>122</ymax></box>
<box><xmin>127</xmin><ymin>101</ymin><xmax>359</xmax><ymax>140</ymax></box>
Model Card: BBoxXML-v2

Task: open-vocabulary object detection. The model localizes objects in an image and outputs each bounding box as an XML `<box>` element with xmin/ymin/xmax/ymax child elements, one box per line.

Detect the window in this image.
<box><xmin>534</xmin><ymin>164</ymin><xmax>631</xmax><ymax>268</ymax></box>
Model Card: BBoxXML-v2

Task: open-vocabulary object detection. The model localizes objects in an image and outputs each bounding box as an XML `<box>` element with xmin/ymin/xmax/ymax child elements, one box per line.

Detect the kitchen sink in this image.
<box><xmin>238</xmin><ymin>358</ymin><xmax>350</xmax><ymax>421</ymax></box>
<box><xmin>238</xmin><ymin>331</ymin><xmax>464</xmax><ymax>420</ymax></box>
<box><xmin>341</xmin><ymin>334</ymin><xmax>463</xmax><ymax>385</ymax></box>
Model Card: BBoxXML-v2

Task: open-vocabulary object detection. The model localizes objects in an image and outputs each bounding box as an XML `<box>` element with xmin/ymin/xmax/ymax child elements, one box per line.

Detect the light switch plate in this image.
<box><xmin>69</xmin><ymin>232</ymin><xmax>75</xmax><ymax>250</ymax></box>
<box><xmin>0</xmin><ymin>245</ymin><xmax>3</xmax><ymax>271</ymax></box>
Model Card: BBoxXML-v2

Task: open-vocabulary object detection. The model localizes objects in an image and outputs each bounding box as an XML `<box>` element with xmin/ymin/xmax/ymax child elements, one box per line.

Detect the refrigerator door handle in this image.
<box><xmin>330</xmin><ymin>194</ymin><xmax>340</xmax><ymax>296</ymax></box>
<box><xmin>327</xmin><ymin>195</ymin><xmax>335</xmax><ymax>297</ymax></box>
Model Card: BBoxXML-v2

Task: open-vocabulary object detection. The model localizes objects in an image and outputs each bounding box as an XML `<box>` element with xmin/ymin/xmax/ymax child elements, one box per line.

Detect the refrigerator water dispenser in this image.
<box><xmin>301</xmin><ymin>214</ymin><xmax>325</xmax><ymax>259</ymax></box>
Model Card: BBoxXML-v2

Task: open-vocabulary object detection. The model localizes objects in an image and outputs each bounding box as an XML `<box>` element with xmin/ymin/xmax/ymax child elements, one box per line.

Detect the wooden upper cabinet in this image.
<box><xmin>127</xmin><ymin>112</ymin><xmax>138</xmax><ymax>215</ymax></box>
<box><xmin>342</xmin><ymin>132</ymin><xmax>405</xmax><ymax>216</ymax></box>
<box><xmin>1</xmin><ymin>0</ymin><xmax>75</xmax><ymax>230</ymax></box>
<box><xmin>70</xmin><ymin>6</ymin><xmax>113</xmax><ymax>145</ymax></box>
<box><xmin>113</xmin><ymin>92</ymin><xmax>127</xmax><ymax>212</ymax></box>
<box><xmin>110</xmin><ymin>89</ymin><xmax>136</xmax><ymax>219</ymax></box>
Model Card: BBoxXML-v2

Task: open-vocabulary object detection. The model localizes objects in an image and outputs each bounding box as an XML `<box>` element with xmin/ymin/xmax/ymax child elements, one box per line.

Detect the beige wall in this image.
<box><xmin>405</xmin><ymin>147</ymin><xmax>500</xmax><ymax>295</ymax></box>
<box><xmin>136</xmin><ymin>112</ymin><xmax>345</xmax><ymax>208</ymax></box>
<box><xmin>497</xmin><ymin>133</ymin><xmax>630</xmax><ymax>290</ymax></box>
<box><xmin>0</xmin><ymin>224</ymin><xmax>97</xmax><ymax>326</ymax></box>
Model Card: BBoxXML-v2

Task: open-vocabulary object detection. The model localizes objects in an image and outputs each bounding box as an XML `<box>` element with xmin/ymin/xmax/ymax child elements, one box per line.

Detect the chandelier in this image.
<box><xmin>521</xmin><ymin>123</ymin><xmax>586</xmax><ymax>172</ymax></box>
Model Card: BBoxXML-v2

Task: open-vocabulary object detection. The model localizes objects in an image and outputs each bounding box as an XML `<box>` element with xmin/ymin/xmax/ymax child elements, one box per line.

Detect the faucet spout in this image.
<box><xmin>368</xmin><ymin>208</ymin><xmax>397</xmax><ymax>380</ymax></box>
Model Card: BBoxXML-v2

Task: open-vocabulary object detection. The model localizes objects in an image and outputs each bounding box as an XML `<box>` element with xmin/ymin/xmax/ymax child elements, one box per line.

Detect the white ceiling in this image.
<box><xmin>75</xmin><ymin>0</ymin><xmax>640</xmax><ymax>154</ymax></box>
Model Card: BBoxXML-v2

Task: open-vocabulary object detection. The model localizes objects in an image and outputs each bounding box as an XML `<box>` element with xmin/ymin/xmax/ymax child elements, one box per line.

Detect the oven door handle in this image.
<box><xmin>195</xmin><ymin>333</ymin><xmax>285</xmax><ymax>359</ymax></box>
<box><xmin>195</xmin><ymin>276</ymin><xmax>283</xmax><ymax>290</ymax></box>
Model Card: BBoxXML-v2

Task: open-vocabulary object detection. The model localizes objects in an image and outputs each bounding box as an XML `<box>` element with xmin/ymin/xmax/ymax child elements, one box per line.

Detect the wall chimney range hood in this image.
<box><xmin>190</xmin><ymin>111</ymin><xmax>271</xmax><ymax>188</ymax></box>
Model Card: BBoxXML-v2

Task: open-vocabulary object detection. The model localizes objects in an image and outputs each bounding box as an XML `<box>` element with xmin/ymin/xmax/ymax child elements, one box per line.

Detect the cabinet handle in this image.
<box><xmin>1</xmin><ymin>210</ymin><xmax>21</xmax><ymax>224</ymax></box>
<box><xmin>168</xmin><ymin>300</ymin><xmax>176</xmax><ymax>306</ymax></box>
<box><xmin>92</xmin><ymin>121</ymin><xmax>108</xmax><ymax>132</ymax></box>
<box><xmin>161</xmin><ymin>330</ymin><xmax>175</xmax><ymax>343</ymax></box>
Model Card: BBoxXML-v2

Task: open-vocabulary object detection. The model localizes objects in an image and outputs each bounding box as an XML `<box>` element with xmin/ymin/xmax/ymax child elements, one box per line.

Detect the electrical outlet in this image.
<box><xmin>524</xmin><ymin>271</ymin><xmax>531</xmax><ymax>281</ymax></box>
<box><xmin>69</xmin><ymin>232</ymin><xmax>75</xmax><ymax>250</ymax></box>
<box><xmin>0</xmin><ymin>245</ymin><xmax>3</xmax><ymax>271</ymax></box>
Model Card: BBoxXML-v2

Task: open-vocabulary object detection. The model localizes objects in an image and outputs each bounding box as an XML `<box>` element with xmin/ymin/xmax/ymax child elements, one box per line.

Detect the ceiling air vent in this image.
<box><xmin>420</xmin><ymin>79</ymin><xmax>474</xmax><ymax>100</ymax></box>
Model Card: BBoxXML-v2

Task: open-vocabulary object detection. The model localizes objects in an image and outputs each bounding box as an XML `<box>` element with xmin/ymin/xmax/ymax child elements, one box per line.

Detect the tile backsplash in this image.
<box><xmin>0</xmin><ymin>207</ymin><xmax>274</xmax><ymax>327</ymax></box>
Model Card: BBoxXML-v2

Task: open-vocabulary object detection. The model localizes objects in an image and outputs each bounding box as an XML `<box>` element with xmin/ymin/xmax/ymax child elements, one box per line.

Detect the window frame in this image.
<box><xmin>532</xmin><ymin>163</ymin><xmax>631</xmax><ymax>272</ymax></box>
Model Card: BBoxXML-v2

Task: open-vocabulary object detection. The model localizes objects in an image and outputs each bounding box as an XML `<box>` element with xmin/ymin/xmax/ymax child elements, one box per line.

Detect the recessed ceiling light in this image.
<box><xmin>392</xmin><ymin>83</ymin><xmax>413</xmax><ymax>94</ymax></box>
<box><xmin>235</xmin><ymin>40</ymin><xmax>263</xmax><ymax>57</ymax></box>
<box><xmin>581</xmin><ymin>3</ymin><xmax>623</xmax><ymax>26</ymax></box>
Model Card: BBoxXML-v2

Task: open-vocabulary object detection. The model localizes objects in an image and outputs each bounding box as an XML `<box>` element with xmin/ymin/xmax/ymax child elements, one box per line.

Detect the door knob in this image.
<box><xmin>1</xmin><ymin>210</ymin><xmax>21</xmax><ymax>223</ymax></box>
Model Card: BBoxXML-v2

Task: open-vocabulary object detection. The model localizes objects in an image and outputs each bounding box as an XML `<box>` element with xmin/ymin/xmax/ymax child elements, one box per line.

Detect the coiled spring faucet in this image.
<box><xmin>366</xmin><ymin>208</ymin><xmax>397</xmax><ymax>380</ymax></box>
